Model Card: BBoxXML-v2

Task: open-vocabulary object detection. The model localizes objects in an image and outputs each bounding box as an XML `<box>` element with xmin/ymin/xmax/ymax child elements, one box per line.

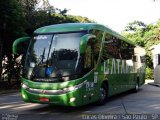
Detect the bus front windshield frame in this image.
<box><xmin>23</xmin><ymin>31</ymin><xmax>86</xmax><ymax>82</ymax></box>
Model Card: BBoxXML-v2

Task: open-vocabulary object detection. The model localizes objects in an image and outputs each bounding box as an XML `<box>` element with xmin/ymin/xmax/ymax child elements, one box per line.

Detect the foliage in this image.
<box><xmin>0</xmin><ymin>0</ymin><xmax>93</xmax><ymax>85</ymax></box>
<box><xmin>124</xmin><ymin>20</ymin><xmax>146</xmax><ymax>32</ymax></box>
<box><xmin>122</xmin><ymin>20</ymin><xmax>160</xmax><ymax>79</ymax></box>
<box><xmin>0</xmin><ymin>0</ymin><xmax>26</xmax><ymax>83</ymax></box>
<box><xmin>146</xmin><ymin>67</ymin><xmax>154</xmax><ymax>80</ymax></box>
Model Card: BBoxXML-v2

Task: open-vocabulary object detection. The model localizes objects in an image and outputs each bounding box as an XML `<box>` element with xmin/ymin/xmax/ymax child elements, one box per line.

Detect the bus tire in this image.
<box><xmin>96</xmin><ymin>84</ymin><xmax>108</xmax><ymax>105</ymax></box>
<box><xmin>133</xmin><ymin>80</ymin><xmax>139</xmax><ymax>93</ymax></box>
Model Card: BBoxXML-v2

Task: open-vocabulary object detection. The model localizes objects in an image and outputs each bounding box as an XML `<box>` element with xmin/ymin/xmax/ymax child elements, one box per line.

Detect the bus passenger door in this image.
<box><xmin>84</xmin><ymin>40</ymin><xmax>100</xmax><ymax>103</ymax></box>
<box><xmin>81</xmin><ymin>31</ymin><xmax>103</xmax><ymax>104</ymax></box>
<box><xmin>83</xmin><ymin>42</ymin><xmax>98</xmax><ymax>104</ymax></box>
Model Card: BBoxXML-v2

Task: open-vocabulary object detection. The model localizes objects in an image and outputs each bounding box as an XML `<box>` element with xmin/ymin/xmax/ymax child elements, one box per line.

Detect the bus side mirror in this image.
<box><xmin>80</xmin><ymin>34</ymin><xmax>96</xmax><ymax>53</ymax></box>
<box><xmin>12</xmin><ymin>37</ymin><xmax>31</xmax><ymax>55</ymax></box>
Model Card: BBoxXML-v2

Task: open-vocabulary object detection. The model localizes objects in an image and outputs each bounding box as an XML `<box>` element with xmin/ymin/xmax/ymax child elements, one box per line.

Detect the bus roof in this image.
<box><xmin>34</xmin><ymin>23</ymin><xmax>106</xmax><ymax>33</ymax></box>
<box><xmin>34</xmin><ymin>23</ymin><xmax>137</xmax><ymax>47</ymax></box>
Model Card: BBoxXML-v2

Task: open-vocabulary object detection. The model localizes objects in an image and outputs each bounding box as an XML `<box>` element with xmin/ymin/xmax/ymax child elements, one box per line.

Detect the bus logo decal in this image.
<box><xmin>104</xmin><ymin>59</ymin><xmax>134</xmax><ymax>74</ymax></box>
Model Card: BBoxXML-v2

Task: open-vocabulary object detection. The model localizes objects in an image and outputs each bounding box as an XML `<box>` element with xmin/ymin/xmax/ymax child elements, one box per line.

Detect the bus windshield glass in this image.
<box><xmin>24</xmin><ymin>32</ymin><xmax>86</xmax><ymax>82</ymax></box>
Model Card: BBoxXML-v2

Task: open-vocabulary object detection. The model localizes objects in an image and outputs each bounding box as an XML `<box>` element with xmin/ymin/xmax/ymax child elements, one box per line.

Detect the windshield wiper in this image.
<box><xmin>36</xmin><ymin>48</ymin><xmax>46</xmax><ymax>66</ymax></box>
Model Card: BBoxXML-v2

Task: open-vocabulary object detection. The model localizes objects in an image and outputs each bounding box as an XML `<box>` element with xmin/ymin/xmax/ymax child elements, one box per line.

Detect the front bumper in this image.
<box><xmin>21</xmin><ymin>79</ymin><xmax>86</xmax><ymax>106</ymax></box>
<box><xmin>21</xmin><ymin>87</ymin><xmax>84</xmax><ymax>106</ymax></box>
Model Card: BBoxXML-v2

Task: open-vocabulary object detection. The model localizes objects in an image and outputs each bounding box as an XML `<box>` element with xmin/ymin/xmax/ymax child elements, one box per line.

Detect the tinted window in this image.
<box><xmin>120</xmin><ymin>41</ymin><xmax>134</xmax><ymax>60</ymax></box>
<box><xmin>103</xmin><ymin>34</ymin><xmax>121</xmax><ymax>60</ymax></box>
<box><xmin>84</xmin><ymin>45</ymin><xmax>92</xmax><ymax>69</ymax></box>
<box><xmin>140</xmin><ymin>55</ymin><xmax>146</xmax><ymax>63</ymax></box>
<box><xmin>90</xmin><ymin>29</ymin><xmax>103</xmax><ymax>64</ymax></box>
<box><xmin>103</xmin><ymin>33</ymin><xmax>135</xmax><ymax>60</ymax></box>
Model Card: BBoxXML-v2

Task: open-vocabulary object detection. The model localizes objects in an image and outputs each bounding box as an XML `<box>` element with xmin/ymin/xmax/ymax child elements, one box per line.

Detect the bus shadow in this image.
<box><xmin>107</xmin><ymin>87</ymin><xmax>144</xmax><ymax>102</ymax></box>
<box><xmin>29</xmin><ymin>103</ymin><xmax>96</xmax><ymax>114</ymax></box>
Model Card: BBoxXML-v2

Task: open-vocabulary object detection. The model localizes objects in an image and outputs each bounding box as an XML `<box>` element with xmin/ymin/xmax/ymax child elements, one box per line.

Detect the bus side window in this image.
<box><xmin>120</xmin><ymin>41</ymin><xmax>134</xmax><ymax>60</ymax></box>
<box><xmin>84</xmin><ymin>44</ymin><xmax>92</xmax><ymax>72</ymax></box>
<box><xmin>140</xmin><ymin>55</ymin><xmax>146</xmax><ymax>63</ymax></box>
<box><xmin>102</xmin><ymin>34</ymin><xmax>113</xmax><ymax>60</ymax></box>
<box><xmin>132</xmin><ymin>55</ymin><xmax>137</xmax><ymax>62</ymax></box>
<box><xmin>90</xmin><ymin>29</ymin><xmax>103</xmax><ymax>64</ymax></box>
<box><xmin>102</xmin><ymin>34</ymin><xmax>121</xmax><ymax>60</ymax></box>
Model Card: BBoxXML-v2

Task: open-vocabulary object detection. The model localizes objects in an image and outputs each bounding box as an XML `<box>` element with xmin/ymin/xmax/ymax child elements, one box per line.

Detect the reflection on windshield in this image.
<box><xmin>23</xmin><ymin>32</ymin><xmax>86</xmax><ymax>82</ymax></box>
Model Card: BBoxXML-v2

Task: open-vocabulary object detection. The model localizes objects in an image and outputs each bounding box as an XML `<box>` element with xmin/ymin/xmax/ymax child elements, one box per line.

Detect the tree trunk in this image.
<box><xmin>0</xmin><ymin>35</ymin><xmax>2</xmax><ymax>81</ymax></box>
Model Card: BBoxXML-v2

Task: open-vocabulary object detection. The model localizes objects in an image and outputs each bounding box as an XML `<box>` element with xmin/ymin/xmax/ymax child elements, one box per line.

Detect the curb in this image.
<box><xmin>148</xmin><ymin>82</ymin><xmax>160</xmax><ymax>87</ymax></box>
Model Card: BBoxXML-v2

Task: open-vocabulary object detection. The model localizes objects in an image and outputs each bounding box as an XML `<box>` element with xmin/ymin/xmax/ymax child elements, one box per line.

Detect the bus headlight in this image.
<box><xmin>70</xmin><ymin>97</ymin><xmax>76</xmax><ymax>102</ymax></box>
<box><xmin>21</xmin><ymin>83</ymin><xmax>28</xmax><ymax>89</ymax></box>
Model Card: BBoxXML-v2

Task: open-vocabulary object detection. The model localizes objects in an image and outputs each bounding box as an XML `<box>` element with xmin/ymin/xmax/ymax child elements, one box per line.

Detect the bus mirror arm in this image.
<box><xmin>79</xmin><ymin>34</ymin><xmax>96</xmax><ymax>53</ymax></box>
<box><xmin>12</xmin><ymin>37</ymin><xmax>31</xmax><ymax>55</ymax></box>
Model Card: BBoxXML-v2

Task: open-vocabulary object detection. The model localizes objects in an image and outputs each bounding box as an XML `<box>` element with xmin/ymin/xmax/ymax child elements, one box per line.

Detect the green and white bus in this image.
<box><xmin>13</xmin><ymin>23</ymin><xmax>146</xmax><ymax>106</ymax></box>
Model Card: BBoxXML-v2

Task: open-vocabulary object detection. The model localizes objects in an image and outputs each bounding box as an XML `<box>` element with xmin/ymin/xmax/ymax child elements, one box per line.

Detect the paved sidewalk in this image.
<box><xmin>148</xmin><ymin>82</ymin><xmax>160</xmax><ymax>87</ymax></box>
<box><xmin>146</xmin><ymin>79</ymin><xmax>160</xmax><ymax>87</ymax></box>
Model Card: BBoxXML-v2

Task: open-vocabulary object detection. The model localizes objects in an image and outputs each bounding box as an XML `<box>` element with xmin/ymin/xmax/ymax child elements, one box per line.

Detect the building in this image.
<box><xmin>150</xmin><ymin>44</ymin><xmax>160</xmax><ymax>84</ymax></box>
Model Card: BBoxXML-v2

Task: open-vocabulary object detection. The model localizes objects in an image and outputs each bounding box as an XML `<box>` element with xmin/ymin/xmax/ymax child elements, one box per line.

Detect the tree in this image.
<box><xmin>124</xmin><ymin>20</ymin><xmax>146</xmax><ymax>32</ymax></box>
<box><xmin>0</xmin><ymin>0</ymin><xmax>26</xmax><ymax>82</ymax></box>
<box><xmin>122</xmin><ymin>20</ymin><xmax>147</xmax><ymax>47</ymax></box>
<box><xmin>0</xmin><ymin>0</ymin><xmax>93</xmax><ymax>86</ymax></box>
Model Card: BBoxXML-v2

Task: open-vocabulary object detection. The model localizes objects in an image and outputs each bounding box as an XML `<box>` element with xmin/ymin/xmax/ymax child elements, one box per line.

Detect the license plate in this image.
<box><xmin>39</xmin><ymin>97</ymin><xmax>49</xmax><ymax>102</ymax></box>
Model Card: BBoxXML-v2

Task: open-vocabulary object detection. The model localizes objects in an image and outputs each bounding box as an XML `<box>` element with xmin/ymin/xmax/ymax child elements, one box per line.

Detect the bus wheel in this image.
<box><xmin>97</xmin><ymin>84</ymin><xmax>108</xmax><ymax>105</ymax></box>
<box><xmin>133</xmin><ymin>81</ymin><xmax>139</xmax><ymax>93</ymax></box>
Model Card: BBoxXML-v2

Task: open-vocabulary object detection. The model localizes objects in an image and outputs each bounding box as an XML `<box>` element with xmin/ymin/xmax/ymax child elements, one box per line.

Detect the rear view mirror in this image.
<box><xmin>80</xmin><ymin>34</ymin><xmax>96</xmax><ymax>53</ymax></box>
<box><xmin>12</xmin><ymin>37</ymin><xmax>31</xmax><ymax>55</ymax></box>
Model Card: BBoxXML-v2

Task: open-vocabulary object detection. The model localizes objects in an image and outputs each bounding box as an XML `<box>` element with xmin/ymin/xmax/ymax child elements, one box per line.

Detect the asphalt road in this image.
<box><xmin>0</xmin><ymin>82</ymin><xmax>160</xmax><ymax>120</ymax></box>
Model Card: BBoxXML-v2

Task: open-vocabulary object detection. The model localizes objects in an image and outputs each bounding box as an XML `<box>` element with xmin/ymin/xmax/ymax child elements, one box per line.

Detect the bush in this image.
<box><xmin>145</xmin><ymin>67</ymin><xmax>154</xmax><ymax>80</ymax></box>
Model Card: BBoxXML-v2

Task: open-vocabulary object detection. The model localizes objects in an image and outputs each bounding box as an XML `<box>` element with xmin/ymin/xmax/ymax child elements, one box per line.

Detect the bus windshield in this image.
<box><xmin>23</xmin><ymin>32</ymin><xmax>86</xmax><ymax>82</ymax></box>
